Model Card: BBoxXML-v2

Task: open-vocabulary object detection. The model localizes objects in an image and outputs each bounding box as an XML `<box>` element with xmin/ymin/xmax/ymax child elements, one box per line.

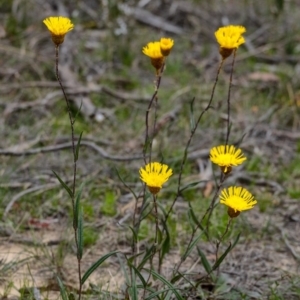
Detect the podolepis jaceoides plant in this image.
<box><xmin>43</xmin><ymin>16</ymin><xmax>118</xmax><ymax>300</ymax></box>
<box><xmin>43</xmin><ymin>18</ymin><xmax>258</xmax><ymax>299</ymax></box>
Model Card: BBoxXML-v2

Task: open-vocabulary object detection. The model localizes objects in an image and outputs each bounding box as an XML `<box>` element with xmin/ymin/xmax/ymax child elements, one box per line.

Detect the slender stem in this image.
<box><xmin>143</xmin><ymin>64</ymin><xmax>164</xmax><ymax>165</ymax></box>
<box><xmin>204</xmin><ymin>172</ymin><xmax>226</xmax><ymax>234</ymax></box>
<box><xmin>166</xmin><ymin>59</ymin><xmax>224</xmax><ymax>221</ymax></box>
<box><xmin>215</xmin><ymin>217</ymin><xmax>232</xmax><ymax>271</ymax></box>
<box><xmin>225</xmin><ymin>49</ymin><xmax>236</xmax><ymax>146</ymax></box>
<box><xmin>55</xmin><ymin>45</ymin><xmax>82</xmax><ymax>299</ymax></box>
<box><xmin>172</xmin><ymin>172</ymin><xmax>225</xmax><ymax>275</ymax></box>
<box><xmin>152</xmin><ymin>194</ymin><xmax>159</xmax><ymax>244</ymax></box>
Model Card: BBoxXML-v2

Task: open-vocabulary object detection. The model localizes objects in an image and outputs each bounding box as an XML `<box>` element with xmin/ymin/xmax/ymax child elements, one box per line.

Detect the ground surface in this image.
<box><xmin>1</xmin><ymin>0</ymin><xmax>300</xmax><ymax>299</ymax></box>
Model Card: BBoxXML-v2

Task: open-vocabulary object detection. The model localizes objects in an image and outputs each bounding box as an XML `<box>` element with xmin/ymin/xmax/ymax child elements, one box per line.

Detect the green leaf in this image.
<box><xmin>127</xmin><ymin>261</ymin><xmax>147</xmax><ymax>287</ymax></box>
<box><xmin>52</xmin><ymin>171</ymin><xmax>73</xmax><ymax>198</ymax></box>
<box><xmin>188</xmin><ymin>203</ymin><xmax>208</xmax><ymax>239</ymax></box>
<box><xmin>189</xmin><ymin>98</ymin><xmax>196</xmax><ymax>131</ymax></box>
<box><xmin>144</xmin><ymin>268</ymin><xmax>184</xmax><ymax>300</ymax></box>
<box><xmin>160</xmin><ymin>221</ymin><xmax>170</xmax><ymax>262</ymax></box>
<box><xmin>183</xmin><ymin>232</ymin><xmax>203</xmax><ymax>261</ymax></box>
<box><xmin>213</xmin><ymin>232</ymin><xmax>240</xmax><ymax>270</ymax></box>
<box><xmin>130</xmin><ymin>269</ymin><xmax>138</xmax><ymax>300</ymax></box>
<box><xmin>145</xmin><ymin>288</ymin><xmax>179</xmax><ymax>300</ymax></box>
<box><xmin>74</xmin><ymin>100</ymin><xmax>83</xmax><ymax>121</ymax></box>
<box><xmin>81</xmin><ymin>250</ymin><xmax>119</xmax><ymax>285</ymax></box>
<box><xmin>137</xmin><ymin>245</ymin><xmax>155</xmax><ymax>271</ymax></box>
<box><xmin>75</xmin><ymin>131</ymin><xmax>83</xmax><ymax>162</ymax></box>
<box><xmin>115</xmin><ymin>168</ymin><xmax>138</xmax><ymax>200</ymax></box>
<box><xmin>197</xmin><ymin>248</ymin><xmax>212</xmax><ymax>274</ymax></box>
<box><xmin>179</xmin><ymin>181</ymin><xmax>204</xmax><ymax>193</ymax></box>
<box><xmin>128</xmin><ymin>225</ymin><xmax>138</xmax><ymax>243</ymax></box>
<box><xmin>77</xmin><ymin>207</ymin><xmax>83</xmax><ymax>260</ymax></box>
<box><xmin>73</xmin><ymin>182</ymin><xmax>84</xmax><ymax>230</ymax></box>
<box><xmin>56</xmin><ymin>276</ymin><xmax>68</xmax><ymax>300</ymax></box>
<box><xmin>231</xmin><ymin>232</ymin><xmax>241</xmax><ymax>249</ymax></box>
<box><xmin>170</xmin><ymin>273</ymin><xmax>183</xmax><ymax>284</ymax></box>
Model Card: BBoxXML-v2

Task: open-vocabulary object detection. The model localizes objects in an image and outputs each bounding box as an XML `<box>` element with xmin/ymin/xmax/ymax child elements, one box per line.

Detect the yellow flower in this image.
<box><xmin>43</xmin><ymin>16</ymin><xmax>74</xmax><ymax>46</ymax></box>
<box><xmin>215</xmin><ymin>25</ymin><xmax>246</xmax><ymax>59</ymax></box>
<box><xmin>142</xmin><ymin>41</ymin><xmax>164</xmax><ymax>72</ymax></box>
<box><xmin>160</xmin><ymin>37</ymin><xmax>174</xmax><ymax>56</ymax></box>
<box><xmin>210</xmin><ymin>145</ymin><xmax>246</xmax><ymax>174</ymax></box>
<box><xmin>140</xmin><ymin>162</ymin><xmax>173</xmax><ymax>195</ymax></box>
<box><xmin>220</xmin><ymin>186</ymin><xmax>257</xmax><ymax>218</ymax></box>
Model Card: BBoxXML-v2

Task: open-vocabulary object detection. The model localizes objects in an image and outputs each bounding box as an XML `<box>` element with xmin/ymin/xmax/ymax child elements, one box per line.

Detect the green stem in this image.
<box><xmin>55</xmin><ymin>45</ymin><xmax>82</xmax><ymax>299</ymax></box>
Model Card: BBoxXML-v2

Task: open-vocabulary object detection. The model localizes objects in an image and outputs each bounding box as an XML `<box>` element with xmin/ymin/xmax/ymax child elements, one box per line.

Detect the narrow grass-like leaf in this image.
<box><xmin>189</xmin><ymin>98</ymin><xmax>196</xmax><ymax>131</ymax></box>
<box><xmin>197</xmin><ymin>248</ymin><xmax>212</xmax><ymax>274</ymax></box>
<box><xmin>231</xmin><ymin>232</ymin><xmax>241</xmax><ymax>249</ymax></box>
<box><xmin>127</xmin><ymin>225</ymin><xmax>138</xmax><ymax>243</ymax></box>
<box><xmin>170</xmin><ymin>273</ymin><xmax>182</xmax><ymax>284</ymax></box>
<box><xmin>118</xmin><ymin>252</ymin><xmax>131</xmax><ymax>288</ymax></box>
<box><xmin>179</xmin><ymin>181</ymin><xmax>205</xmax><ymax>193</ymax></box>
<box><xmin>73</xmin><ymin>182</ymin><xmax>84</xmax><ymax>230</ymax></box>
<box><xmin>213</xmin><ymin>232</ymin><xmax>240</xmax><ymax>270</ymax></box>
<box><xmin>81</xmin><ymin>251</ymin><xmax>119</xmax><ymax>285</ymax></box>
<box><xmin>130</xmin><ymin>268</ymin><xmax>138</xmax><ymax>300</ymax></box>
<box><xmin>137</xmin><ymin>245</ymin><xmax>155</xmax><ymax>271</ymax></box>
<box><xmin>127</xmin><ymin>261</ymin><xmax>147</xmax><ymax>287</ymax></box>
<box><xmin>144</xmin><ymin>268</ymin><xmax>184</xmax><ymax>300</ymax></box>
<box><xmin>52</xmin><ymin>171</ymin><xmax>73</xmax><ymax>198</ymax></box>
<box><xmin>77</xmin><ymin>207</ymin><xmax>83</xmax><ymax>260</ymax></box>
<box><xmin>74</xmin><ymin>100</ymin><xmax>83</xmax><ymax>122</ymax></box>
<box><xmin>183</xmin><ymin>232</ymin><xmax>203</xmax><ymax>261</ymax></box>
<box><xmin>56</xmin><ymin>276</ymin><xmax>68</xmax><ymax>300</ymax></box>
<box><xmin>160</xmin><ymin>221</ymin><xmax>170</xmax><ymax>262</ymax></box>
<box><xmin>188</xmin><ymin>203</ymin><xmax>208</xmax><ymax>239</ymax></box>
<box><xmin>145</xmin><ymin>288</ymin><xmax>179</xmax><ymax>300</ymax></box>
<box><xmin>115</xmin><ymin>168</ymin><xmax>138</xmax><ymax>200</ymax></box>
<box><xmin>75</xmin><ymin>131</ymin><xmax>83</xmax><ymax>162</ymax></box>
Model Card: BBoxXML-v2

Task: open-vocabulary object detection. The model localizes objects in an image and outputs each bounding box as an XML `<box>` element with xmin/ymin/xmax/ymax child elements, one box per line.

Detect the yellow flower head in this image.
<box><xmin>142</xmin><ymin>41</ymin><xmax>164</xmax><ymax>72</ymax></box>
<box><xmin>160</xmin><ymin>37</ymin><xmax>174</xmax><ymax>56</ymax></box>
<box><xmin>210</xmin><ymin>145</ymin><xmax>246</xmax><ymax>174</ymax></box>
<box><xmin>43</xmin><ymin>16</ymin><xmax>74</xmax><ymax>46</ymax></box>
<box><xmin>215</xmin><ymin>25</ymin><xmax>246</xmax><ymax>59</ymax></box>
<box><xmin>220</xmin><ymin>186</ymin><xmax>257</xmax><ymax>218</ymax></box>
<box><xmin>139</xmin><ymin>162</ymin><xmax>173</xmax><ymax>195</ymax></box>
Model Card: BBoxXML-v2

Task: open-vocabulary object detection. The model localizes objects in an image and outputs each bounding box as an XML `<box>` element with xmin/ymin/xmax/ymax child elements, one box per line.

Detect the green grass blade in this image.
<box><xmin>132</xmin><ymin>269</ymin><xmax>138</xmax><ymax>300</ymax></box>
<box><xmin>56</xmin><ymin>276</ymin><xmax>68</xmax><ymax>300</ymax></box>
<box><xmin>189</xmin><ymin>98</ymin><xmax>196</xmax><ymax>131</ymax></box>
<box><xmin>144</xmin><ymin>268</ymin><xmax>184</xmax><ymax>300</ymax></box>
<box><xmin>197</xmin><ymin>248</ymin><xmax>212</xmax><ymax>274</ymax></box>
<box><xmin>127</xmin><ymin>261</ymin><xmax>147</xmax><ymax>287</ymax></box>
<box><xmin>188</xmin><ymin>203</ymin><xmax>208</xmax><ymax>239</ymax></box>
<box><xmin>231</xmin><ymin>232</ymin><xmax>241</xmax><ymax>249</ymax></box>
<box><xmin>183</xmin><ymin>232</ymin><xmax>203</xmax><ymax>261</ymax></box>
<box><xmin>115</xmin><ymin>168</ymin><xmax>138</xmax><ymax>200</ymax></box>
<box><xmin>179</xmin><ymin>181</ymin><xmax>205</xmax><ymax>193</ymax></box>
<box><xmin>74</xmin><ymin>100</ymin><xmax>83</xmax><ymax>122</ymax></box>
<box><xmin>81</xmin><ymin>250</ymin><xmax>119</xmax><ymax>285</ymax></box>
<box><xmin>52</xmin><ymin>170</ymin><xmax>73</xmax><ymax>198</ymax></box>
<box><xmin>137</xmin><ymin>245</ymin><xmax>155</xmax><ymax>271</ymax></box>
<box><xmin>75</xmin><ymin>131</ymin><xmax>83</xmax><ymax>162</ymax></box>
<box><xmin>213</xmin><ymin>232</ymin><xmax>240</xmax><ymax>270</ymax></box>
<box><xmin>145</xmin><ymin>288</ymin><xmax>179</xmax><ymax>300</ymax></box>
<box><xmin>160</xmin><ymin>221</ymin><xmax>170</xmax><ymax>262</ymax></box>
<box><xmin>73</xmin><ymin>182</ymin><xmax>84</xmax><ymax>230</ymax></box>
